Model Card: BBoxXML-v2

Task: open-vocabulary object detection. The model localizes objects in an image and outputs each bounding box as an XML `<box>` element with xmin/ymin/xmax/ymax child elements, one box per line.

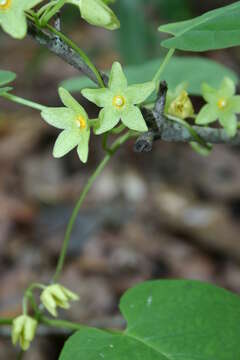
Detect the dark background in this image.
<box><xmin>0</xmin><ymin>1</ymin><xmax>240</xmax><ymax>358</ymax></box>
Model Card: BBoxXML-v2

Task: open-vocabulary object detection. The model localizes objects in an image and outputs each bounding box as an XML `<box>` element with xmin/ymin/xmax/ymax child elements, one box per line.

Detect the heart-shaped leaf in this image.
<box><xmin>0</xmin><ymin>70</ymin><xmax>16</xmax><ymax>87</ymax></box>
<box><xmin>61</xmin><ymin>57</ymin><xmax>237</xmax><ymax>96</ymax></box>
<box><xmin>59</xmin><ymin>280</ymin><xmax>240</xmax><ymax>360</ymax></box>
<box><xmin>159</xmin><ymin>1</ymin><xmax>240</xmax><ymax>51</ymax></box>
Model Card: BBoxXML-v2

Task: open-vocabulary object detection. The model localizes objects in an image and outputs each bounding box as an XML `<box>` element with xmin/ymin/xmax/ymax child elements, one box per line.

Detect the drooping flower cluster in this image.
<box><xmin>12</xmin><ymin>315</ymin><xmax>37</xmax><ymax>351</ymax></box>
<box><xmin>40</xmin><ymin>284</ymin><xmax>79</xmax><ymax>317</ymax></box>
<box><xmin>11</xmin><ymin>284</ymin><xmax>79</xmax><ymax>351</ymax></box>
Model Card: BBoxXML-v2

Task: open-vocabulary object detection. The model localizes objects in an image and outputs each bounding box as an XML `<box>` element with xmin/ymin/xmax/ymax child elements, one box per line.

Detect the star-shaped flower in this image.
<box><xmin>0</xmin><ymin>0</ymin><xmax>43</xmax><ymax>39</ymax></box>
<box><xmin>196</xmin><ymin>77</ymin><xmax>240</xmax><ymax>137</ymax></box>
<box><xmin>82</xmin><ymin>62</ymin><xmax>155</xmax><ymax>134</ymax></box>
<box><xmin>67</xmin><ymin>0</ymin><xmax>120</xmax><ymax>30</ymax></box>
<box><xmin>41</xmin><ymin>87</ymin><xmax>90</xmax><ymax>163</ymax></box>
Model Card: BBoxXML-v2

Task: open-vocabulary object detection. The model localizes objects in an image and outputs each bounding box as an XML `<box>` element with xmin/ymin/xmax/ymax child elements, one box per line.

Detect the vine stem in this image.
<box><xmin>153</xmin><ymin>48</ymin><xmax>175</xmax><ymax>85</ymax></box>
<box><xmin>46</xmin><ymin>24</ymin><xmax>105</xmax><ymax>88</ymax></box>
<box><xmin>0</xmin><ymin>318</ymin><xmax>13</xmax><ymax>325</ymax></box>
<box><xmin>40</xmin><ymin>316</ymin><xmax>86</xmax><ymax>331</ymax></box>
<box><xmin>1</xmin><ymin>93</ymin><xmax>45</xmax><ymax>111</ymax></box>
<box><xmin>52</xmin><ymin>131</ymin><xmax>135</xmax><ymax>282</ymax></box>
<box><xmin>40</xmin><ymin>0</ymin><xmax>66</xmax><ymax>26</ymax></box>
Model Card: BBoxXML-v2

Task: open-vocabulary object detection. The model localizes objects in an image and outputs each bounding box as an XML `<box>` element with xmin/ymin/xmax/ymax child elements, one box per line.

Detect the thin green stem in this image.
<box><xmin>46</xmin><ymin>24</ymin><xmax>105</xmax><ymax>88</ymax></box>
<box><xmin>0</xmin><ymin>318</ymin><xmax>13</xmax><ymax>325</ymax></box>
<box><xmin>40</xmin><ymin>316</ymin><xmax>86</xmax><ymax>331</ymax></box>
<box><xmin>1</xmin><ymin>93</ymin><xmax>45</xmax><ymax>111</ymax></box>
<box><xmin>153</xmin><ymin>48</ymin><xmax>175</xmax><ymax>85</ymax></box>
<box><xmin>37</xmin><ymin>1</ymin><xmax>57</xmax><ymax>17</ymax></box>
<box><xmin>52</xmin><ymin>131</ymin><xmax>133</xmax><ymax>282</ymax></box>
<box><xmin>40</xmin><ymin>0</ymin><xmax>66</xmax><ymax>26</ymax></box>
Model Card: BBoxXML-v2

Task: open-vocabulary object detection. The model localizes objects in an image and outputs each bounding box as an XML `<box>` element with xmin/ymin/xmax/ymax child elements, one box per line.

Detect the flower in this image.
<box><xmin>0</xmin><ymin>0</ymin><xmax>43</xmax><ymax>39</ymax></box>
<box><xmin>165</xmin><ymin>83</ymin><xmax>194</xmax><ymax>120</ymax></box>
<box><xmin>41</xmin><ymin>87</ymin><xmax>90</xmax><ymax>163</ymax></box>
<box><xmin>40</xmin><ymin>284</ymin><xmax>79</xmax><ymax>317</ymax></box>
<box><xmin>67</xmin><ymin>0</ymin><xmax>120</xmax><ymax>30</ymax></box>
<box><xmin>82</xmin><ymin>62</ymin><xmax>155</xmax><ymax>134</ymax></box>
<box><xmin>11</xmin><ymin>315</ymin><xmax>37</xmax><ymax>351</ymax></box>
<box><xmin>196</xmin><ymin>77</ymin><xmax>240</xmax><ymax>137</ymax></box>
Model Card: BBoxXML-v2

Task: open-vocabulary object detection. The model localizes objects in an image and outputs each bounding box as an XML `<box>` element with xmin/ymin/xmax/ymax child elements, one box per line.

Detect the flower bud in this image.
<box><xmin>80</xmin><ymin>0</ymin><xmax>120</xmax><ymax>30</ymax></box>
<box><xmin>11</xmin><ymin>315</ymin><xmax>37</xmax><ymax>351</ymax></box>
<box><xmin>167</xmin><ymin>90</ymin><xmax>194</xmax><ymax>119</ymax></box>
<box><xmin>40</xmin><ymin>284</ymin><xmax>79</xmax><ymax>317</ymax></box>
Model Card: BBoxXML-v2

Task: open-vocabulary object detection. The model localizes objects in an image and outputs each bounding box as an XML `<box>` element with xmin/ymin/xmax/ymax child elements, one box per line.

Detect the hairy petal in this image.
<box><xmin>125</xmin><ymin>81</ymin><xmax>155</xmax><ymax>105</ymax></box>
<box><xmin>59</xmin><ymin>87</ymin><xmax>88</xmax><ymax>117</ymax></box>
<box><xmin>108</xmin><ymin>62</ymin><xmax>128</xmax><ymax>91</ymax></box>
<box><xmin>122</xmin><ymin>106</ymin><xmax>148</xmax><ymax>132</ymax></box>
<box><xmin>41</xmin><ymin>108</ymin><xmax>75</xmax><ymax>129</ymax></box>
<box><xmin>94</xmin><ymin>108</ymin><xmax>120</xmax><ymax>134</ymax></box>
<box><xmin>219</xmin><ymin>113</ymin><xmax>238</xmax><ymax>137</ymax></box>
<box><xmin>196</xmin><ymin>104</ymin><xmax>218</xmax><ymax>125</ymax></box>
<box><xmin>77</xmin><ymin>129</ymin><xmax>90</xmax><ymax>163</ymax></box>
<box><xmin>82</xmin><ymin>87</ymin><xmax>111</xmax><ymax>107</ymax></box>
<box><xmin>229</xmin><ymin>96</ymin><xmax>240</xmax><ymax>113</ymax></box>
<box><xmin>53</xmin><ymin>130</ymin><xmax>80</xmax><ymax>158</ymax></box>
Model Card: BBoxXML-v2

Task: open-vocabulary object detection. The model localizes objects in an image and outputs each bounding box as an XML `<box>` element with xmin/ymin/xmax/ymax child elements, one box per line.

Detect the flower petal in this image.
<box><xmin>121</xmin><ymin>106</ymin><xmax>148</xmax><ymax>132</ymax></box>
<box><xmin>108</xmin><ymin>62</ymin><xmax>128</xmax><ymax>91</ymax></box>
<box><xmin>94</xmin><ymin>108</ymin><xmax>120</xmax><ymax>134</ymax></box>
<box><xmin>77</xmin><ymin>129</ymin><xmax>90</xmax><ymax>163</ymax></box>
<box><xmin>0</xmin><ymin>10</ymin><xmax>27</xmax><ymax>39</ymax></box>
<box><xmin>23</xmin><ymin>0</ymin><xmax>43</xmax><ymax>10</ymax></box>
<box><xmin>58</xmin><ymin>87</ymin><xmax>88</xmax><ymax>118</ymax></box>
<box><xmin>219</xmin><ymin>113</ymin><xmax>238</xmax><ymax>137</ymax></box>
<box><xmin>24</xmin><ymin>318</ymin><xmax>37</xmax><ymax>342</ymax></box>
<box><xmin>219</xmin><ymin>77</ymin><xmax>235</xmax><ymax>98</ymax></box>
<box><xmin>41</xmin><ymin>108</ymin><xmax>75</xmax><ymax>130</ymax></box>
<box><xmin>229</xmin><ymin>96</ymin><xmax>240</xmax><ymax>114</ymax></box>
<box><xmin>195</xmin><ymin>104</ymin><xmax>218</xmax><ymax>125</ymax></box>
<box><xmin>53</xmin><ymin>130</ymin><xmax>80</xmax><ymax>158</ymax></box>
<box><xmin>125</xmin><ymin>81</ymin><xmax>155</xmax><ymax>105</ymax></box>
<box><xmin>81</xmin><ymin>87</ymin><xmax>110</xmax><ymax>107</ymax></box>
<box><xmin>202</xmin><ymin>83</ymin><xmax>218</xmax><ymax>104</ymax></box>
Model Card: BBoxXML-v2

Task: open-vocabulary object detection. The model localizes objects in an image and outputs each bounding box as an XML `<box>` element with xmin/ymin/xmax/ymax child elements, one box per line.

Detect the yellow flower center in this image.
<box><xmin>113</xmin><ymin>95</ymin><xmax>125</xmax><ymax>109</ymax></box>
<box><xmin>217</xmin><ymin>98</ymin><xmax>228</xmax><ymax>110</ymax></box>
<box><xmin>76</xmin><ymin>115</ymin><xmax>86</xmax><ymax>129</ymax></box>
<box><xmin>0</xmin><ymin>0</ymin><xmax>11</xmax><ymax>10</ymax></box>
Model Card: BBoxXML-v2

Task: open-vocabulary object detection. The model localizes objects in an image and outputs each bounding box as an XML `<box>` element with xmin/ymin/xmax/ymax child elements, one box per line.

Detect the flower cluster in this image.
<box><xmin>11</xmin><ymin>284</ymin><xmax>79</xmax><ymax>351</ymax></box>
<box><xmin>40</xmin><ymin>284</ymin><xmax>79</xmax><ymax>317</ymax></box>
<box><xmin>41</xmin><ymin>62</ymin><xmax>155</xmax><ymax>162</ymax></box>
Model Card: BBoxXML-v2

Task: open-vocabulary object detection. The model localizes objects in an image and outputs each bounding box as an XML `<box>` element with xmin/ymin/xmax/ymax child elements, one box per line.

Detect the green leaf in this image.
<box><xmin>0</xmin><ymin>70</ymin><xmax>16</xmax><ymax>87</ymax></box>
<box><xmin>59</xmin><ymin>280</ymin><xmax>240</xmax><ymax>360</ymax></box>
<box><xmin>159</xmin><ymin>1</ymin><xmax>240</xmax><ymax>51</ymax></box>
<box><xmin>61</xmin><ymin>57</ymin><xmax>237</xmax><ymax>96</ymax></box>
